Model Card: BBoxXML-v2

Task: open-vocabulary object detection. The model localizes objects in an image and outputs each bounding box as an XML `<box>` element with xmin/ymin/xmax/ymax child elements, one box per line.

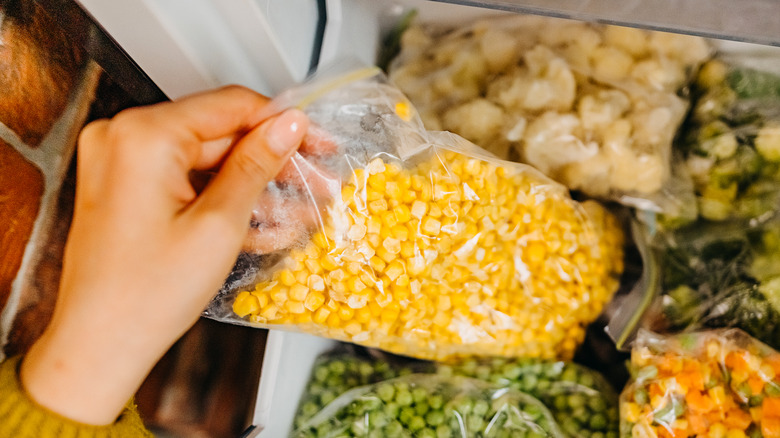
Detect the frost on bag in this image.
<box><xmin>673</xmin><ymin>57</ymin><xmax>780</xmax><ymax>223</ymax></box>
<box><xmin>205</xmin><ymin>67</ymin><xmax>625</xmax><ymax>361</ymax></box>
<box><xmin>292</xmin><ymin>374</ymin><xmax>565</xmax><ymax>438</ymax></box>
<box><xmin>621</xmin><ymin>329</ymin><xmax>780</xmax><ymax>438</ymax></box>
<box><xmin>388</xmin><ymin>14</ymin><xmax>711</xmax><ymax>212</ymax></box>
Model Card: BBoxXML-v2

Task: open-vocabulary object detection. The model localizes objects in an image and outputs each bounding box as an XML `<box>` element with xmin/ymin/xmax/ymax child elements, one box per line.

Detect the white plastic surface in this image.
<box><xmin>251</xmin><ymin>331</ymin><xmax>336</xmax><ymax>437</ymax></box>
<box><xmin>76</xmin><ymin>0</ymin><xmax>318</xmax><ymax>98</ymax></box>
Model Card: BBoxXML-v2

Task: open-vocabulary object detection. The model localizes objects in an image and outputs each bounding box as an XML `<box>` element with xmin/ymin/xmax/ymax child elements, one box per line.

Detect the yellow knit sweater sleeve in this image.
<box><xmin>0</xmin><ymin>355</ymin><xmax>153</xmax><ymax>437</ymax></box>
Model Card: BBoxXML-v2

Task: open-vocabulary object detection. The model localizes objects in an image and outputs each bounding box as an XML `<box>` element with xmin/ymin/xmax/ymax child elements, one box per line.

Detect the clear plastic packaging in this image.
<box><xmin>673</xmin><ymin>57</ymin><xmax>780</xmax><ymax>223</ymax></box>
<box><xmin>205</xmin><ymin>66</ymin><xmax>625</xmax><ymax>361</ymax></box>
<box><xmin>621</xmin><ymin>329</ymin><xmax>780</xmax><ymax>438</ymax></box>
<box><xmin>293</xmin><ymin>349</ymin><xmax>619</xmax><ymax>438</ymax></box>
<box><xmin>292</xmin><ymin>374</ymin><xmax>565</xmax><ymax>438</ymax></box>
<box><xmin>388</xmin><ymin>14</ymin><xmax>711</xmax><ymax>212</ymax></box>
<box><xmin>439</xmin><ymin>358</ymin><xmax>619</xmax><ymax>438</ymax></box>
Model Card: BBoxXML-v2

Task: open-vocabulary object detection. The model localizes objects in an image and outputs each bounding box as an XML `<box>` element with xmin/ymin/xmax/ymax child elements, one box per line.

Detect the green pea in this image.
<box><xmin>426</xmin><ymin>410</ymin><xmax>445</xmax><ymax>427</ymax></box>
<box><xmin>553</xmin><ymin>394</ymin><xmax>568</xmax><ymax>411</ymax></box>
<box><xmin>560</xmin><ymin>367</ymin><xmax>578</xmax><ymax>382</ymax></box>
<box><xmin>399</xmin><ymin>406</ymin><xmax>415</xmax><ymax>425</ymax></box>
<box><xmin>606</xmin><ymin>431</ymin><xmax>619</xmax><ymax>438</ymax></box>
<box><xmin>377</xmin><ymin>383</ymin><xmax>395</xmax><ymax>402</ymax></box>
<box><xmin>522</xmin><ymin>374</ymin><xmax>539</xmax><ymax>392</ymax></box>
<box><xmin>358</xmin><ymin>362</ymin><xmax>374</xmax><ymax>376</ymax></box>
<box><xmin>436</xmin><ymin>424</ymin><xmax>452</xmax><ymax>438</ymax></box>
<box><xmin>320</xmin><ymin>390</ymin><xmax>336</xmax><ymax>405</ymax></box>
<box><xmin>409</xmin><ymin>416</ymin><xmax>426</xmax><ymax>432</ymax></box>
<box><xmin>561</xmin><ymin>416</ymin><xmax>581</xmax><ymax>434</ymax></box>
<box><xmin>579</xmin><ymin>430</ymin><xmax>592</xmax><ymax>438</ymax></box>
<box><xmin>368</xmin><ymin>430</ymin><xmax>384</xmax><ymax>438</ymax></box>
<box><xmin>396</xmin><ymin>390</ymin><xmax>413</xmax><ymax>407</ymax></box>
<box><xmin>385</xmin><ymin>402</ymin><xmax>400</xmax><ymax>418</ymax></box>
<box><xmin>588</xmin><ymin>397</ymin><xmax>607</xmax><ymax>413</ymax></box>
<box><xmin>302</xmin><ymin>401</ymin><xmax>320</xmax><ymax>417</ymax></box>
<box><xmin>766</xmin><ymin>381</ymin><xmax>780</xmax><ymax>397</ymax></box>
<box><xmin>634</xmin><ymin>388</ymin><xmax>649</xmax><ymax>405</ymax></box>
<box><xmin>466</xmin><ymin>415</ymin><xmax>484</xmax><ymax>432</ymax></box>
<box><xmin>368</xmin><ymin>411</ymin><xmax>388</xmax><ymax>429</ymax></box>
<box><xmin>592</xmin><ymin>432</ymin><xmax>606</xmax><ymax>438</ymax></box>
<box><xmin>473</xmin><ymin>400</ymin><xmax>490</xmax><ymax>417</ymax></box>
<box><xmin>606</xmin><ymin>407</ymin><xmax>618</xmax><ymax>422</ymax></box>
<box><xmin>578</xmin><ymin>373</ymin><xmax>595</xmax><ymax>388</ymax></box>
<box><xmin>527</xmin><ymin>430</ymin><xmax>547</xmax><ymax>438</ymax></box>
<box><xmin>412</xmin><ymin>387</ymin><xmax>429</xmax><ymax>404</ymax></box>
<box><xmin>476</xmin><ymin>365</ymin><xmax>492</xmax><ymax>381</ymax></box>
<box><xmin>568</xmin><ymin>394</ymin><xmax>586</xmax><ymax>409</ymax></box>
<box><xmin>384</xmin><ymin>420</ymin><xmax>404</xmax><ymax>436</ymax></box>
<box><xmin>589</xmin><ymin>413</ymin><xmax>607</xmax><ymax>430</ymax></box>
<box><xmin>535</xmin><ymin>380</ymin><xmax>551</xmax><ymax>393</ymax></box>
<box><xmin>749</xmin><ymin>394</ymin><xmax>764</xmax><ymax>407</ymax></box>
<box><xmin>419</xmin><ymin>428</ymin><xmax>437</xmax><ymax>438</ymax></box>
<box><xmin>438</xmin><ymin>365</ymin><xmax>454</xmax><ymax>377</ymax></box>
<box><xmin>314</xmin><ymin>366</ymin><xmax>330</xmax><ymax>383</ymax></box>
<box><xmin>429</xmin><ymin>394</ymin><xmax>444</xmax><ymax>410</ymax></box>
<box><xmin>504</xmin><ymin>365</ymin><xmax>523</xmax><ymax>380</ymax></box>
<box><xmin>326</xmin><ymin>375</ymin><xmax>342</xmax><ymax>388</ymax></box>
<box><xmin>330</xmin><ymin>361</ymin><xmax>346</xmax><ymax>375</ymax></box>
<box><xmin>415</xmin><ymin>402</ymin><xmax>430</xmax><ymax>416</ymax></box>
<box><xmin>523</xmin><ymin>403</ymin><xmax>542</xmax><ymax>421</ymax></box>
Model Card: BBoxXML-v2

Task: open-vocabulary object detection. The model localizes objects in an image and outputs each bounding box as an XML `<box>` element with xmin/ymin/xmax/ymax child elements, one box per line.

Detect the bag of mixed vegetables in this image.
<box><xmin>388</xmin><ymin>14</ymin><xmax>710</xmax><ymax>212</ymax></box>
<box><xmin>293</xmin><ymin>350</ymin><xmax>619</xmax><ymax>438</ymax></box>
<box><xmin>205</xmin><ymin>65</ymin><xmax>625</xmax><ymax>361</ymax></box>
<box><xmin>671</xmin><ymin>55</ymin><xmax>780</xmax><ymax>223</ymax></box>
<box><xmin>608</xmin><ymin>213</ymin><xmax>780</xmax><ymax>352</ymax></box>
<box><xmin>293</xmin><ymin>374</ymin><xmax>564</xmax><ymax>438</ymax></box>
<box><xmin>621</xmin><ymin>329</ymin><xmax>780</xmax><ymax>438</ymax></box>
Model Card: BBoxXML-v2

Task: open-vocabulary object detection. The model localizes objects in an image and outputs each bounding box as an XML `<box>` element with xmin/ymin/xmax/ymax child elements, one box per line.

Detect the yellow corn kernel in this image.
<box><xmin>382</xmin><ymin>211</ymin><xmax>398</xmax><ymax>229</ymax></box>
<box><xmin>366</xmin><ymin>215</ymin><xmax>382</xmax><ymax>234</ymax></box>
<box><xmin>326</xmin><ymin>312</ymin><xmax>342</xmax><ymax>328</ymax></box>
<box><xmin>369</xmin><ymin>256</ymin><xmax>387</xmax><ymax>273</ymax></box>
<box><xmin>304</xmin><ymin>259</ymin><xmax>323</xmax><ymax>275</ymax></box>
<box><xmin>270</xmin><ymin>287</ymin><xmax>288</xmax><ymax>304</ymax></box>
<box><xmin>304</xmin><ymin>291</ymin><xmax>326</xmax><ymax>311</ymax></box>
<box><xmin>295</xmin><ymin>270</ymin><xmax>309</xmax><ymax>285</ymax></box>
<box><xmin>394</xmin><ymin>204</ymin><xmax>412</xmax><ymax>223</ymax></box>
<box><xmin>308</xmin><ymin>275</ymin><xmax>325</xmax><ymax>292</ymax></box>
<box><xmin>289</xmin><ymin>284</ymin><xmax>309</xmax><ymax>301</ymax></box>
<box><xmin>313</xmin><ymin>306</ymin><xmax>331</xmax><ymax>324</ymax></box>
<box><xmin>367</xmin><ymin>233</ymin><xmax>382</xmax><ymax>249</ymax></box>
<box><xmin>395</xmin><ymin>274</ymin><xmax>410</xmax><ymax>288</ymax></box>
<box><xmin>368</xmin><ymin>199</ymin><xmax>388</xmax><ymax>214</ymax></box>
<box><xmin>329</xmin><ymin>268</ymin><xmax>346</xmax><ymax>282</ymax></box>
<box><xmin>725</xmin><ymin>430</ymin><xmax>746</xmax><ymax>438</ymax></box>
<box><xmin>347</xmin><ymin>223</ymin><xmax>367</xmax><ymax>241</ymax></box>
<box><xmin>410</xmin><ymin>200</ymin><xmax>427</xmax><ymax>219</ymax></box>
<box><xmin>709</xmin><ymin>424</ymin><xmax>727</xmax><ymax>438</ymax></box>
<box><xmin>320</xmin><ymin>254</ymin><xmax>339</xmax><ymax>271</ymax></box>
<box><xmin>233</xmin><ymin>292</ymin><xmax>260</xmax><ymax>317</ymax></box>
<box><xmin>260</xmin><ymin>303</ymin><xmax>279</xmax><ymax>320</ymax></box>
<box><xmin>285</xmin><ymin>301</ymin><xmax>305</xmax><ymax>314</ymax></box>
<box><xmin>391</xmin><ymin>225</ymin><xmax>409</xmax><ymax>241</ymax></box>
<box><xmin>421</xmin><ymin>217</ymin><xmax>441</xmax><ymax>236</ymax></box>
<box><xmin>428</xmin><ymin>204</ymin><xmax>442</xmax><ymax>218</ymax></box>
<box><xmin>400</xmin><ymin>241</ymin><xmax>416</xmax><ymax>259</ymax></box>
<box><xmin>348</xmin><ymin>277</ymin><xmax>367</xmax><ymax>294</ymax></box>
<box><xmin>386</xmin><ymin>181</ymin><xmax>401</xmax><ymax>199</ymax></box>
<box><xmin>377</xmin><ymin>247</ymin><xmax>395</xmax><ymax>264</ymax></box>
<box><xmin>338</xmin><ymin>306</ymin><xmax>355</xmax><ymax>320</ymax></box>
<box><xmin>279</xmin><ymin>269</ymin><xmax>296</xmax><ymax>287</ymax></box>
<box><xmin>383</xmin><ymin>237</ymin><xmax>402</xmax><ymax>255</ymax></box>
<box><xmin>385</xmin><ymin>260</ymin><xmax>405</xmax><ymax>281</ymax></box>
<box><xmin>251</xmin><ymin>292</ymin><xmax>270</xmax><ymax>309</ymax></box>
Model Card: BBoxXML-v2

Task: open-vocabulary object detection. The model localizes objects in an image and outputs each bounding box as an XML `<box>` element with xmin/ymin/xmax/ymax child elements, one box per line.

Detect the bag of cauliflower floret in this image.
<box><xmin>388</xmin><ymin>13</ymin><xmax>712</xmax><ymax>214</ymax></box>
<box><xmin>204</xmin><ymin>64</ymin><xmax>625</xmax><ymax>361</ymax></box>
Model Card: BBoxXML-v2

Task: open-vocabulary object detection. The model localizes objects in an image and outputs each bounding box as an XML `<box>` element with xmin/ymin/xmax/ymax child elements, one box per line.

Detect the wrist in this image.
<box><xmin>20</xmin><ymin>314</ymin><xmax>163</xmax><ymax>426</ymax></box>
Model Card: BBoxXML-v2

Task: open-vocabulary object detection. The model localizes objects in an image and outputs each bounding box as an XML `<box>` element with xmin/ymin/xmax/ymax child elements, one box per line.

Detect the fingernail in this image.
<box><xmin>267</xmin><ymin>109</ymin><xmax>308</xmax><ymax>157</ymax></box>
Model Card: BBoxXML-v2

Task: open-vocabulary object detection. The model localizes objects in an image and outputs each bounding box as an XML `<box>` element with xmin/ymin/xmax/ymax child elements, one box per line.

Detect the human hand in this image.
<box><xmin>20</xmin><ymin>85</ymin><xmax>309</xmax><ymax>426</ymax></box>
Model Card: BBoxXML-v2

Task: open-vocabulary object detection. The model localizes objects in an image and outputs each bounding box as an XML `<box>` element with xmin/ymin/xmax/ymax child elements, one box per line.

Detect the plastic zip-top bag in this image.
<box><xmin>388</xmin><ymin>14</ymin><xmax>711</xmax><ymax>214</ymax></box>
<box><xmin>292</xmin><ymin>374</ymin><xmax>565</xmax><ymax>438</ymax></box>
<box><xmin>621</xmin><ymin>329</ymin><xmax>780</xmax><ymax>438</ymax></box>
<box><xmin>205</xmin><ymin>65</ymin><xmax>625</xmax><ymax>361</ymax></box>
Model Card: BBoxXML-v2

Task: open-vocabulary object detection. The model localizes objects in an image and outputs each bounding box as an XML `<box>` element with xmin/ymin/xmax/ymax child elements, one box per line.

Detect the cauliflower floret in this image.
<box><xmin>603</xmin><ymin>25</ymin><xmax>648</xmax><ymax>58</ymax></box>
<box><xmin>540</xmin><ymin>22</ymin><xmax>602</xmax><ymax>52</ymax></box>
<box><xmin>522</xmin><ymin>111</ymin><xmax>597</xmax><ymax>174</ymax></box>
<box><xmin>630</xmin><ymin>106</ymin><xmax>676</xmax><ymax>146</ymax></box>
<box><xmin>648</xmin><ymin>32</ymin><xmax>711</xmax><ymax>66</ymax></box>
<box><xmin>505</xmin><ymin>116</ymin><xmax>527</xmax><ymax>142</ymax></box>
<box><xmin>442</xmin><ymin>98</ymin><xmax>505</xmax><ymax>148</ymax></box>
<box><xmin>590</xmin><ymin>46</ymin><xmax>634</xmax><ymax>83</ymax></box>
<box><xmin>479</xmin><ymin>28</ymin><xmax>520</xmax><ymax>73</ymax></box>
<box><xmin>630</xmin><ymin>58</ymin><xmax>687</xmax><ymax>92</ymax></box>
<box><xmin>578</xmin><ymin>90</ymin><xmax>631</xmax><ymax>131</ymax></box>
<box><xmin>488</xmin><ymin>50</ymin><xmax>577</xmax><ymax>113</ymax></box>
<box><xmin>561</xmin><ymin>152</ymin><xmax>613</xmax><ymax>196</ymax></box>
<box><xmin>399</xmin><ymin>25</ymin><xmax>433</xmax><ymax>52</ymax></box>
<box><xmin>604</xmin><ymin>141</ymin><xmax>664</xmax><ymax>193</ymax></box>
<box><xmin>755</xmin><ymin>122</ymin><xmax>780</xmax><ymax>162</ymax></box>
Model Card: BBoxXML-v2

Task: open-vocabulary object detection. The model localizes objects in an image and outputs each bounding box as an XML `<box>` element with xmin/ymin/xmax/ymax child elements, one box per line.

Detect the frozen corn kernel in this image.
<box><xmin>235</xmin><ymin>154</ymin><xmax>623</xmax><ymax>361</ymax></box>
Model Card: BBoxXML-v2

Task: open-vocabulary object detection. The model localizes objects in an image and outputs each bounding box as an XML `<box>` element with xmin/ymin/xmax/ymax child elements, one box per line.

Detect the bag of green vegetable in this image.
<box><xmin>673</xmin><ymin>54</ymin><xmax>780</xmax><ymax>223</ymax></box>
<box><xmin>293</xmin><ymin>350</ymin><xmax>433</xmax><ymax>430</ymax></box>
<box><xmin>608</xmin><ymin>213</ymin><xmax>780</xmax><ymax>353</ymax></box>
<box><xmin>388</xmin><ymin>13</ymin><xmax>710</xmax><ymax>213</ymax></box>
<box><xmin>292</xmin><ymin>374</ymin><xmax>565</xmax><ymax>438</ymax></box>
<box><xmin>621</xmin><ymin>329</ymin><xmax>780</xmax><ymax>438</ymax></box>
<box><xmin>293</xmin><ymin>350</ymin><xmax>619</xmax><ymax>438</ymax></box>
<box><xmin>438</xmin><ymin>358</ymin><xmax>619</xmax><ymax>438</ymax></box>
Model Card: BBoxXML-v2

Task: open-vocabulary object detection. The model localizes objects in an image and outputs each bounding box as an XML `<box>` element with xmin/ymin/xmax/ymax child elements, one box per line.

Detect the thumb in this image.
<box><xmin>190</xmin><ymin>108</ymin><xmax>309</xmax><ymax>226</ymax></box>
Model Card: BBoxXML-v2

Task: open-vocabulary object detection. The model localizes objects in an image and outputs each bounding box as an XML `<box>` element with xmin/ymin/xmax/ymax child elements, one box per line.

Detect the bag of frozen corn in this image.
<box><xmin>205</xmin><ymin>65</ymin><xmax>625</xmax><ymax>361</ymax></box>
<box><xmin>293</xmin><ymin>374</ymin><xmax>565</xmax><ymax>438</ymax></box>
<box><xmin>388</xmin><ymin>14</ymin><xmax>711</xmax><ymax>213</ymax></box>
<box><xmin>621</xmin><ymin>329</ymin><xmax>780</xmax><ymax>438</ymax></box>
